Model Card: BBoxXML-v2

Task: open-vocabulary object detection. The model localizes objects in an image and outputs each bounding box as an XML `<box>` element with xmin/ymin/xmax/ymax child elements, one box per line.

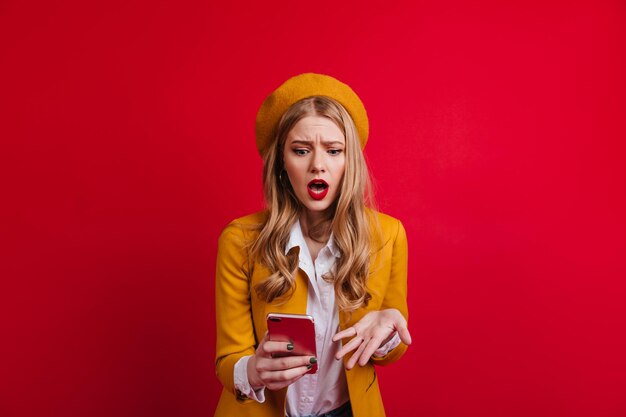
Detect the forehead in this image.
<box><xmin>286</xmin><ymin>116</ymin><xmax>345</xmax><ymax>143</ymax></box>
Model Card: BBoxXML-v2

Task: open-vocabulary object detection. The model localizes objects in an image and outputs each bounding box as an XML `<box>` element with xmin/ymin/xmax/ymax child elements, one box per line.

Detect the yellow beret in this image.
<box><xmin>255</xmin><ymin>73</ymin><xmax>369</xmax><ymax>156</ymax></box>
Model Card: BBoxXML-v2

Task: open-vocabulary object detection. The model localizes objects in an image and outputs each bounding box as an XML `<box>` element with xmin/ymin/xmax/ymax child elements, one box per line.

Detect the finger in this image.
<box><xmin>263</xmin><ymin>363</ymin><xmax>313</xmax><ymax>384</ymax></box>
<box><xmin>332</xmin><ymin>326</ymin><xmax>356</xmax><ymax>342</ymax></box>
<box><xmin>262</xmin><ymin>340</ymin><xmax>297</xmax><ymax>357</ymax></box>
<box><xmin>359</xmin><ymin>335</ymin><xmax>386</xmax><ymax>366</ymax></box>
<box><xmin>335</xmin><ymin>336</ymin><xmax>363</xmax><ymax>360</ymax></box>
<box><xmin>346</xmin><ymin>337</ymin><xmax>369</xmax><ymax>369</ymax></box>
<box><xmin>256</xmin><ymin>355</ymin><xmax>316</xmax><ymax>372</ymax></box>
<box><xmin>265</xmin><ymin>365</ymin><xmax>310</xmax><ymax>391</ymax></box>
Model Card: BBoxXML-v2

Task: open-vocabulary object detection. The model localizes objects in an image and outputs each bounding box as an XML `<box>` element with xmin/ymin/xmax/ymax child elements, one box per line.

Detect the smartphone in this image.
<box><xmin>266</xmin><ymin>313</ymin><xmax>318</xmax><ymax>374</ymax></box>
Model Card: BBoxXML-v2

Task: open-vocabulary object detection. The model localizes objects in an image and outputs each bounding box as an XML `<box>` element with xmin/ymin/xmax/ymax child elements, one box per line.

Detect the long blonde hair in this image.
<box><xmin>250</xmin><ymin>96</ymin><xmax>376</xmax><ymax>313</ymax></box>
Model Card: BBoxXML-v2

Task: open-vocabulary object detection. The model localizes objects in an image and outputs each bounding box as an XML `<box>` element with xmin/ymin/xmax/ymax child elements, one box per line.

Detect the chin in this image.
<box><xmin>302</xmin><ymin>199</ymin><xmax>337</xmax><ymax>214</ymax></box>
<box><xmin>306</xmin><ymin>205</ymin><xmax>332</xmax><ymax>213</ymax></box>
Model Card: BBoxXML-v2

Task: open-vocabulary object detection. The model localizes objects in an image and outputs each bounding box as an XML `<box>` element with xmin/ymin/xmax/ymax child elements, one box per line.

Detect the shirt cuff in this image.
<box><xmin>373</xmin><ymin>332</ymin><xmax>401</xmax><ymax>357</ymax></box>
<box><xmin>234</xmin><ymin>355</ymin><xmax>266</xmax><ymax>403</ymax></box>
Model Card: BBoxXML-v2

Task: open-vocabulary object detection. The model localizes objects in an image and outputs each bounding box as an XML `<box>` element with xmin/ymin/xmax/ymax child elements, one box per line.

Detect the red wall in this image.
<box><xmin>1</xmin><ymin>1</ymin><xmax>625</xmax><ymax>416</ymax></box>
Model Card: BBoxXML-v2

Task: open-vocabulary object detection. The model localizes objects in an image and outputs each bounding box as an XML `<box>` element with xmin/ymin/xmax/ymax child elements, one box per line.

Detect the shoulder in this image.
<box><xmin>227</xmin><ymin>210</ymin><xmax>268</xmax><ymax>229</ymax></box>
<box><xmin>367</xmin><ymin>208</ymin><xmax>405</xmax><ymax>235</ymax></box>
<box><xmin>366</xmin><ymin>208</ymin><xmax>407</xmax><ymax>249</ymax></box>
<box><xmin>218</xmin><ymin>210</ymin><xmax>268</xmax><ymax>246</ymax></box>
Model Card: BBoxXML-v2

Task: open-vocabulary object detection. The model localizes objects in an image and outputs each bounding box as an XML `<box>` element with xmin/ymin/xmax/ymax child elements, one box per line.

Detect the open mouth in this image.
<box><xmin>307</xmin><ymin>179</ymin><xmax>329</xmax><ymax>200</ymax></box>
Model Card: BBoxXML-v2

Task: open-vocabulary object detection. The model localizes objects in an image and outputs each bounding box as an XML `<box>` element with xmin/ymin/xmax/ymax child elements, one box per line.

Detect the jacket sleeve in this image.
<box><xmin>371</xmin><ymin>218</ymin><xmax>409</xmax><ymax>366</ymax></box>
<box><xmin>214</xmin><ymin>223</ymin><xmax>258</xmax><ymax>402</ymax></box>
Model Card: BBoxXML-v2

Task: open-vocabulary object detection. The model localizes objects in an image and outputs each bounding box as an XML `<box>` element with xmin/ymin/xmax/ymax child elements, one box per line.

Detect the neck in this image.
<box><xmin>299</xmin><ymin>209</ymin><xmax>332</xmax><ymax>243</ymax></box>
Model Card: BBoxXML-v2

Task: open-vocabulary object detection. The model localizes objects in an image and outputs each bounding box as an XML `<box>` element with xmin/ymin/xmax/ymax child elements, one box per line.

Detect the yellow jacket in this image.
<box><xmin>214</xmin><ymin>210</ymin><xmax>409</xmax><ymax>417</ymax></box>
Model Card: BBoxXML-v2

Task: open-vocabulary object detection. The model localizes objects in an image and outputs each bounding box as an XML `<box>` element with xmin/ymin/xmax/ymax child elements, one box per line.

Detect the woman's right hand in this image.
<box><xmin>247</xmin><ymin>332</ymin><xmax>316</xmax><ymax>391</ymax></box>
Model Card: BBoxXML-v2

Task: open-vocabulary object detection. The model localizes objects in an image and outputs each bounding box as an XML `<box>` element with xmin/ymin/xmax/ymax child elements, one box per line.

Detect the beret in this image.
<box><xmin>255</xmin><ymin>73</ymin><xmax>369</xmax><ymax>156</ymax></box>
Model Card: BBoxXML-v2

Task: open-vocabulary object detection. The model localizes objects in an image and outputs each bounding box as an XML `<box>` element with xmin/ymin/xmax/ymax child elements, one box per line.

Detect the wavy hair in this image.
<box><xmin>250</xmin><ymin>96</ymin><xmax>376</xmax><ymax>313</ymax></box>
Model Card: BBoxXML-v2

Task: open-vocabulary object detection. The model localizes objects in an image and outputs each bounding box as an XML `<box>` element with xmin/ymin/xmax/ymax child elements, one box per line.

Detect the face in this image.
<box><xmin>283</xmin><ymin>115</ymin><xmax>346</xmax><ymax>215</ymax></box>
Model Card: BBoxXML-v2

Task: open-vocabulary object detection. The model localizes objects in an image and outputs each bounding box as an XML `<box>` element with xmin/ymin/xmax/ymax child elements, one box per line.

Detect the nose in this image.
<box><xmin>310</xmin><ymin>150</ymin><xmax>326</xmax><ymax>173</ymax></box>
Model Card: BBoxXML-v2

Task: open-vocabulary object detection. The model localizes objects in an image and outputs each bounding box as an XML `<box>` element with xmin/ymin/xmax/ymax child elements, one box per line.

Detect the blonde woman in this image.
<box><xmin>214</xmin><ymin>73</ymin><xmax>411</xmax><ymax>417</ymax></box>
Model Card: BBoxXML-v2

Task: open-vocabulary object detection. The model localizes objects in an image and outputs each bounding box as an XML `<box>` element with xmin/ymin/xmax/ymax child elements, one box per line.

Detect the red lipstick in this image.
<box><xmin>307</xmin><ymin>179</ymin><xmax>329</xmax><ymax>200</ymax></box>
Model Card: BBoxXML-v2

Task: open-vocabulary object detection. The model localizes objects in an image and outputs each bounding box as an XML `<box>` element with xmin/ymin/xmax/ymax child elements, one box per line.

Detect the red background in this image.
<box><xmin>1</xmin><ymin>1</ymin><xmax>625</xmax><ymax>416</ymax></box>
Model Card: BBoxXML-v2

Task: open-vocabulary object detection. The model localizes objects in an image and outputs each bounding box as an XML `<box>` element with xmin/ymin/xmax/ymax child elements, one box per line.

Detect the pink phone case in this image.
<box><xmin>267</xmin><ymin>313</ymin><xmax>318</xmax><ymax>374</ymax></box>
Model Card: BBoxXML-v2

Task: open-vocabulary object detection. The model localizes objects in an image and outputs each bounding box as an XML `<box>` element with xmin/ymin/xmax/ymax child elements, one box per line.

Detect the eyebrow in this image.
<box><xmin>289</xmin><ymin>139</ymin><xmax>345</xmax><ymax>146</ymax></box>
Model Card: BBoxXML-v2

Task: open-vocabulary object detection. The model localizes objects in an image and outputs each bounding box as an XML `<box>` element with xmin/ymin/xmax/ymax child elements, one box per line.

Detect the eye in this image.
<box><xmin>328</xmin><ymin>149</ymin><xmax>343</xmax><ymax>156</ymax></box>
<box><xmin>293</xmin><ymin>148</ymin><xmax>309</xmax><ymax>156</ymax></box>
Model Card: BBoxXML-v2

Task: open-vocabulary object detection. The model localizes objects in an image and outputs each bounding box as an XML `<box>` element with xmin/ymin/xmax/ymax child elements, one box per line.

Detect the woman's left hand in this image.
<box><xmin>332</xmin><ymin>308</ymin><xmax>412</xmax><ymax>369</ymax></box>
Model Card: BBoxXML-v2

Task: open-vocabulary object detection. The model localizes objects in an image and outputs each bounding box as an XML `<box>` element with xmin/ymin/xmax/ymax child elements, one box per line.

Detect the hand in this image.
<box><xmin>332</xmin><ymin>308</ymin><xmax>411</xmax><ymax>369</ymax></box>
<box><xmin>247</xmin><ymin>332</ymin><xmax>316</xmax><ymax>391</ymax></box>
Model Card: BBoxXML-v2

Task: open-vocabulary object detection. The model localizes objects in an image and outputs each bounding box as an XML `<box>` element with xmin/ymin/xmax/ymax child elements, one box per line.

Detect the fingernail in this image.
<box><xmin>287</xmin><ymin>343</ymin><xmax>294</xmax><ymax>351</ymax></box>
<box><xmin>307</xmin><ymin>364</ymin><xmax>313</xmax><ymax>370</ymax></box>
<box><xmin>310</xmin><ymin>357</ymin><xmax>317</xmax><ymax>364</ymax></box>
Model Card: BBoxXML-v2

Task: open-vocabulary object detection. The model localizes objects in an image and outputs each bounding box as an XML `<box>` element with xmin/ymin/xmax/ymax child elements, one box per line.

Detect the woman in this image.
<box><xmin>214</xmin><ymin>73</ymin><xmax>411</xmax><ymax>417</ymax></box>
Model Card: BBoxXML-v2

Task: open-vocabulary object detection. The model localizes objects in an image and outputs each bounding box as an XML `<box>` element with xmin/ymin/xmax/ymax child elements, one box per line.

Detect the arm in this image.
<box><xmin>371</xmin><ymin>219</ymin><xmax>410</xmax><ymax>366</ymax></box>
<box><xmin>214</xmin><ymin>224</ymin><xmax>257</xmax><ymax>402</ymax></box>
<box><xmin>333</xmin><ymin>218</ymin><xmax>411</xmax><ymax>367</ymax></box>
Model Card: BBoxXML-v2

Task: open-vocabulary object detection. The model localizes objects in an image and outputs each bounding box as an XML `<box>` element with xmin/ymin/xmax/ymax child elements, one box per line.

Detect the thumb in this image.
<box><xmin>397</xmin><ymin>323</ymin><xmax>412</xmax><ymax>345</ymax></box>
<box><xmin>257</xmin><ymin>331</ymin><xmax>270</xmax><ymax>354</ymax></box>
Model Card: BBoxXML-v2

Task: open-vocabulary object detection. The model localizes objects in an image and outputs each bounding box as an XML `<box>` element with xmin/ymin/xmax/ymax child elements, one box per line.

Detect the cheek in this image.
<box><xmin>283</xmin><ymin>159</ymin><xmax>303</xmax><ymax>183</ymax></box>
<box><xmin>334</xmin><ymin>161</ymin><xmax>346</xmax><ymax>190</ymax></box>
<box><xmin>334</xmin><ymin>157</ymin><xmax>346</xmax><ymax>177</ymax></box>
